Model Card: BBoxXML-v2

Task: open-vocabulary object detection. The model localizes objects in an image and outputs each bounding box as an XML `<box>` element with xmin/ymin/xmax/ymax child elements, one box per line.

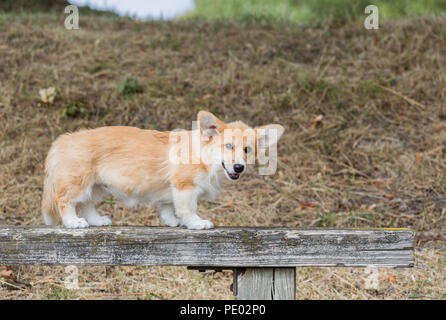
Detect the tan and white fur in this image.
<box><xmin>41</xmin><ymin>111</ymin><xmax>284</xmax><ymax>229</ymax></box>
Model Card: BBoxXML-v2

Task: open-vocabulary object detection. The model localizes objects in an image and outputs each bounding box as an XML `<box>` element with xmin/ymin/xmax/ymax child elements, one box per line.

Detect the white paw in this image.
<box><xmin>62</xmin><ymin>217</ymin><xmax>89</xmax><ymax>229</ymax></box>
<box><xmin>160</xmin><ymin>215</ymin><xmax>180</xmax><ymax>227</ymax></box>
<box><xmin>184</xmin><ymin>219</ymin><xmax>214</xmax><ymax>230</ymax></box>
<box><xmin>87</xmin><ymin>215</ymin><xmax>112</xmax><ymax>227</ymax></box>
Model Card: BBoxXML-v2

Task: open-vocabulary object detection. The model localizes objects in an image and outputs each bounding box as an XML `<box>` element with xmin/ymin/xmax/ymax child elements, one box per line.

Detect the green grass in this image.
<box><xmin>43</xmin><ymin>287</ymin><xmax>74</xmax><ymax>300</ymax></box>
<box><xmin>4</xmin><ymin>0</ymin><xmax>446</xmax><ymax>25</ymax></box>
<box><xmin>0</xmin><ymin>0</ymin><xmax>119</xmax><ymax>17</ymax></box>
<box><xmin>61</xmin><ymin>101</ymin><xmax>88</xmax><ymax>118</ymax></box>
<box><xmin>183</xmin><ymin>0</ymin><xmax>446</xmax><ymax>24</ymax></box>
<box><xmin>182</xmin><ymin>0</ymin><xmax>311</xmax><ymax>23</ymax></box>
<box><xmin>119</xmin><ymin>77</ymin><xmax>144</xmax><ymax>96</ymax></box>
<box><xmin>0</xmin><ymin>0</ymin><xmax>68</xmax><ymax>12</ymax></box>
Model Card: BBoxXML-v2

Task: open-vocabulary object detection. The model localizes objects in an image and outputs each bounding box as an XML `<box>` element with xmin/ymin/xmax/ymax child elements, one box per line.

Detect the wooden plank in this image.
<box><xmin>273</xmin><ymin>268</ymin><xmax>296</xmax><ymax>300</ymax></box>
<box><xmin>0</xmin><ymin>226</ymin><xmax>414</xmax><ymax>267</ymax></box>
<box><xmin>237</xmin><ymin>268</ymin><xmax>274</xmax><ymax>300</ymax></box>
<box><xmin>237</xmin><ymin>268</ymin><xmax>296</xmax><ymax>300</ymax></box>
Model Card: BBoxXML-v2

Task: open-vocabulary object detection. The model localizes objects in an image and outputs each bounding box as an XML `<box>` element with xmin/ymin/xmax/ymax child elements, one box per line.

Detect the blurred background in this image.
<box><xmin>1</xmin><ymin>0</ymin><xmax>445</xmax><ymax>300</ymax></box>
<box><xmin>1</xmin><ymin>0</ymin><xmax>446</xmax><ymax>22</ymax></box>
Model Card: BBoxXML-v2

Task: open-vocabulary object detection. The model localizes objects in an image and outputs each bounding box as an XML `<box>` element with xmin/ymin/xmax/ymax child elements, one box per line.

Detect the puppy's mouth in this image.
<box><xmin>222</xmin><ymin>162</ymin><xmax>240</xmax><ymax>180</ymax></box>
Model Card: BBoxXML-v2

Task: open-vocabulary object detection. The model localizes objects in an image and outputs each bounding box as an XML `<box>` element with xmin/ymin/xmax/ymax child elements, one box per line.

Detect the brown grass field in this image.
<box><xmin>0</xmin><ymin>10</ymin><xmax>445</xmax><ymax>299</ymax></box>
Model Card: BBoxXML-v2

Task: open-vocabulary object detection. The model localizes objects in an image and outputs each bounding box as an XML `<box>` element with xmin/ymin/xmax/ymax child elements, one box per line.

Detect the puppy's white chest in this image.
<box><xmin>194</xmin><ymin>171</ymin><xmax>221</xmax><ymax>201</ymax></box>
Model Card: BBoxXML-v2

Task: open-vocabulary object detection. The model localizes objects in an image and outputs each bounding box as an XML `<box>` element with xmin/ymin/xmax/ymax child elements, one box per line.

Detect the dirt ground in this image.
<box><xmin>0</xmin><ymin>11</ymin><xmax>445</xmax><ymax>299</ymax></box>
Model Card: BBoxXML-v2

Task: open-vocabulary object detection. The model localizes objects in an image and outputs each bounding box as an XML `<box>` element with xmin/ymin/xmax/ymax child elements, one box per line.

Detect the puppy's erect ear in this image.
<box><xmin>197</xmin><ymin>111</ymin><xmax>225</xmax><ymax>139</ymax></box>
<box><xmin>255</xmin><ymin>124</ymin><xmax>285</xmax><ymax>149</ymax></box>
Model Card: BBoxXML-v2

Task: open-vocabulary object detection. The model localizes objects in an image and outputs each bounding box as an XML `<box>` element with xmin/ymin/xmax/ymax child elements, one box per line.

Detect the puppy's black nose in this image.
<box><xmin>233</xmin><ymin>164</ymin><xmax>244</xmax><ymax>173</ymax></box>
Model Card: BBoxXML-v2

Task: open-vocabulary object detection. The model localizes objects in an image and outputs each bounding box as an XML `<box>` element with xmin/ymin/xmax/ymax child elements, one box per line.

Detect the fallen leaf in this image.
<box><xmin>383</xmin><ymin>193</ymin><xmax>396</xmax><ymax>200</ymax></box>
<box><xmin>38</xmin><ymin>87</ymin><xmax>56</xmax><ymax>104</ymax></box>
<box><xmin>0</xmin><ymin>268</ymin><xmax>13</xmax><ymax>278</ymax></box>
<box><xmin>415</xmin><ymin>152</ymin><xmax>421</xmax><ymax>165</ymax></box>
<box><xmin>121</xmin><ymin>266</ymin><xmax>133</xmax><ymax>274</ymax></box>
<box><xmin>201</xmin><ymin>94</ymin><xmax>213</xmax><ymax>101</ymax></box>
<box><xmin>310</xmin><ymin>115</ymin><xmax>323</xmax><ymax>128</ymax></box>
<box><xmin>279</xmin><ymin>156</ymin><xmax>289</xmax><ymax>164</ymax></box>
<box><xmin>298</xmin><ymin>202</ymin><xmax>316</xmax><ymax>210</ymax></box>
<box><xmin>223</xmin><ymin>201</ymin><xmax>234</xmax><ymax>208</ymax></box>
<box><xmin>381</xmin><ymin>274</ymin><xmax>397</xmax><ymax>283</ymax></box>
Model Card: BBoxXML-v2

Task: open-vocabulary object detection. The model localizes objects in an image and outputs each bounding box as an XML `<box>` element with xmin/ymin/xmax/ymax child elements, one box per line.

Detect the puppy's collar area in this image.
<box><xmin>221</xmin><ymin>162</ymin><xmax>240</xmax><ymax>180</ymax></box>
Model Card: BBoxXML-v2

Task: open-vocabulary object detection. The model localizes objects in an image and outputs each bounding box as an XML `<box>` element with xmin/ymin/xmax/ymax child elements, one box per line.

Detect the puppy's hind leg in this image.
<box><xmin>78</xmin><ymin>202</ymin><xmax>112</xmax><ymax>226</ymax></box>
<box><xmin>158</xmin><ymin>203</ymin><xmax>180</xmax><ymax>227</ymax></box>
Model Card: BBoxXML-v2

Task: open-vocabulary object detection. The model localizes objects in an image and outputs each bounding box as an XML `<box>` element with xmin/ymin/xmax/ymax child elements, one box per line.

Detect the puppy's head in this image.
<box><xmin>197</xmin><ymin>111</ymin><xmax>284</xmax><ymax>181</ymax></box>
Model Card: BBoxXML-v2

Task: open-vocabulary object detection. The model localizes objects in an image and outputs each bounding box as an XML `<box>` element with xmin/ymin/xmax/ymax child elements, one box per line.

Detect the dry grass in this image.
<box><xmin>0</xmin><ymin>11</ymin><xmax>445</xmax><ymax>299</ymax></box>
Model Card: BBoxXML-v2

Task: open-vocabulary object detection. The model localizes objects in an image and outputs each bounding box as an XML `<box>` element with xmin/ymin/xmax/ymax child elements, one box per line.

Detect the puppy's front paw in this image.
<box><xmin>160</xmin><ymin>215</ymin><xmax>180</xmax><ymax>227</ymax></box>
<box><xmin>87</xmin><ymin>215</ymin><xmax>112</xmax><ymax>227</ymax></box>
<box><xmin>185</xmin><ymin>219</ymin><xmax>214</xmax><ymax>230</ymax></box>
<box><xmin>62</xmin><ymin>217</ymin><xmax>89</xmax><ymax>228</ymax></box>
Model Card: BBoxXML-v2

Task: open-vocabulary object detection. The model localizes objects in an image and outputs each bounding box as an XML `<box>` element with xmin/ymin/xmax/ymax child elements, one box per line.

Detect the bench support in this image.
<box><xmin>237</xmin><ymin>268</ymin><xmax>296</xmax><ymax>300</ymax></box>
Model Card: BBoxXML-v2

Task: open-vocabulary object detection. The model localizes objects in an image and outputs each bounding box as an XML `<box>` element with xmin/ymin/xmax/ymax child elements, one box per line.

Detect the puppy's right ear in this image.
<box><xmin>197</xmin><ymin>111</ymin><xmax>226</xmax><ymax>139</ymax></box>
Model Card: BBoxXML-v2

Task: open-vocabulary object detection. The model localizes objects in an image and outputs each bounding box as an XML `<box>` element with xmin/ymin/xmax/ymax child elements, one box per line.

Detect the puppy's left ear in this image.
<box><xmin>255</xmin><ymin>124</ymin><xmax>285</xmax><ymax>149</ymax></box>
<box><xmin>197</xmin><ymin>111</ymin><xmax>226</xmax><ymax>139</ymax></box>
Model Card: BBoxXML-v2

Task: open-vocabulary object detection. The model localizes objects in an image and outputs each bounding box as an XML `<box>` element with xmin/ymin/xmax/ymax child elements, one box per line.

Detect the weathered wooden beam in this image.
<box><xmin>237</xmin><ymin>268</ymin><xmax>296</xmax><ymax>300</ymax></box>
<box><xmin>0</xmin><ymin>226</ymin><xmax>414</xmax><ymax>267</ymax></box>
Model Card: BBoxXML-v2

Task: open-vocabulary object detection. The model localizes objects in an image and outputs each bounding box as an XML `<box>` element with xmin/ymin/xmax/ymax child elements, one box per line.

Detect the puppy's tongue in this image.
<box><xmin>228</xmin><ymin>172</ymin><xmax>240</xmax><ymax>179</ymax></box>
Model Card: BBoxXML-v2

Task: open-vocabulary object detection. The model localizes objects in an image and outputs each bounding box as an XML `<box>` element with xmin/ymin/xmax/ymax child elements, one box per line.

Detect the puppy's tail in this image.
<box><xmin>41</xmin><ymin>151</ymin><xmax>59</xmax><ymax>225</ymax></box>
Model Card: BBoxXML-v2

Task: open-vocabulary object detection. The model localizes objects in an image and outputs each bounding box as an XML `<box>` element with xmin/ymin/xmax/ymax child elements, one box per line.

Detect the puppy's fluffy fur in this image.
<box><xmin>42</xmin><ymin>111</ymin><xmax>284</xmax><ymax>229</ymax></box>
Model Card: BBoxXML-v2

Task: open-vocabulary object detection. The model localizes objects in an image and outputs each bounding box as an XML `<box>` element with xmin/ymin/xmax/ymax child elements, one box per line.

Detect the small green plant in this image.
<box><xmin>144</xmin><ymin>292</ymin><xmax>164</xmax><ymax>300</ymax></box>
<box><xmin>44</xmin><ymin>287</ymin><xmax>73</xmax><ymax>300</ymax></box>
<box><xmin>408</xmin><ymin>292</ymin><xmax>421</xmax><ymax>299</ymax></box>
<box><xmin>119</xmin><ymin>77</ymin><xmax>144</xmax><ymax>96</ymax></box>
<box><xmin>319</xmin><ymin>211</ymin><xmax>336</xmax><ymax>227</ymax></box>
<box><xmin>105</xmin><ymin>197</ymin><xmax>115</xmax><ymax>205</ymax></box>
<box><xmin>89</xmin><ymin>61</ymin><xmax>114</xmax><ymax>74</ymax></box>
<box><xmin>61</xmin><ymin>101</ymin><xmax>88</xmax><ymax>118</ymax></box>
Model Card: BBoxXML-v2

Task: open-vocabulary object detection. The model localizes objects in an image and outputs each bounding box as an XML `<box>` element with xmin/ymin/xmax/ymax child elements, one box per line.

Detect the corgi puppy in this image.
<box><xmin>41</xmin><ymin>111</ymin><xmax>284</xmax><ymax>229</ymax></box>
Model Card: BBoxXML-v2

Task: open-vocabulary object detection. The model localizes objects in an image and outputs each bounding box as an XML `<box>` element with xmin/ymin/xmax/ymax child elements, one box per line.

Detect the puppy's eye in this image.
<box><xmin>244</xmin><ymin>146</ymin><xmax>252</xmax><ymax>153</ymax></box>
<box><xmin>225</xmin><ymin>143</ymin><xmax>233</xmax><ymax>150</ymax></box>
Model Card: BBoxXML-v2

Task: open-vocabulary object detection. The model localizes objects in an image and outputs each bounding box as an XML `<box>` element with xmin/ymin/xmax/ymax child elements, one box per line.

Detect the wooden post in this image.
<box><xmin>237</xmin><ymin>268</ymin><xmax>296</xmax><ymax>300</ymax></box>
